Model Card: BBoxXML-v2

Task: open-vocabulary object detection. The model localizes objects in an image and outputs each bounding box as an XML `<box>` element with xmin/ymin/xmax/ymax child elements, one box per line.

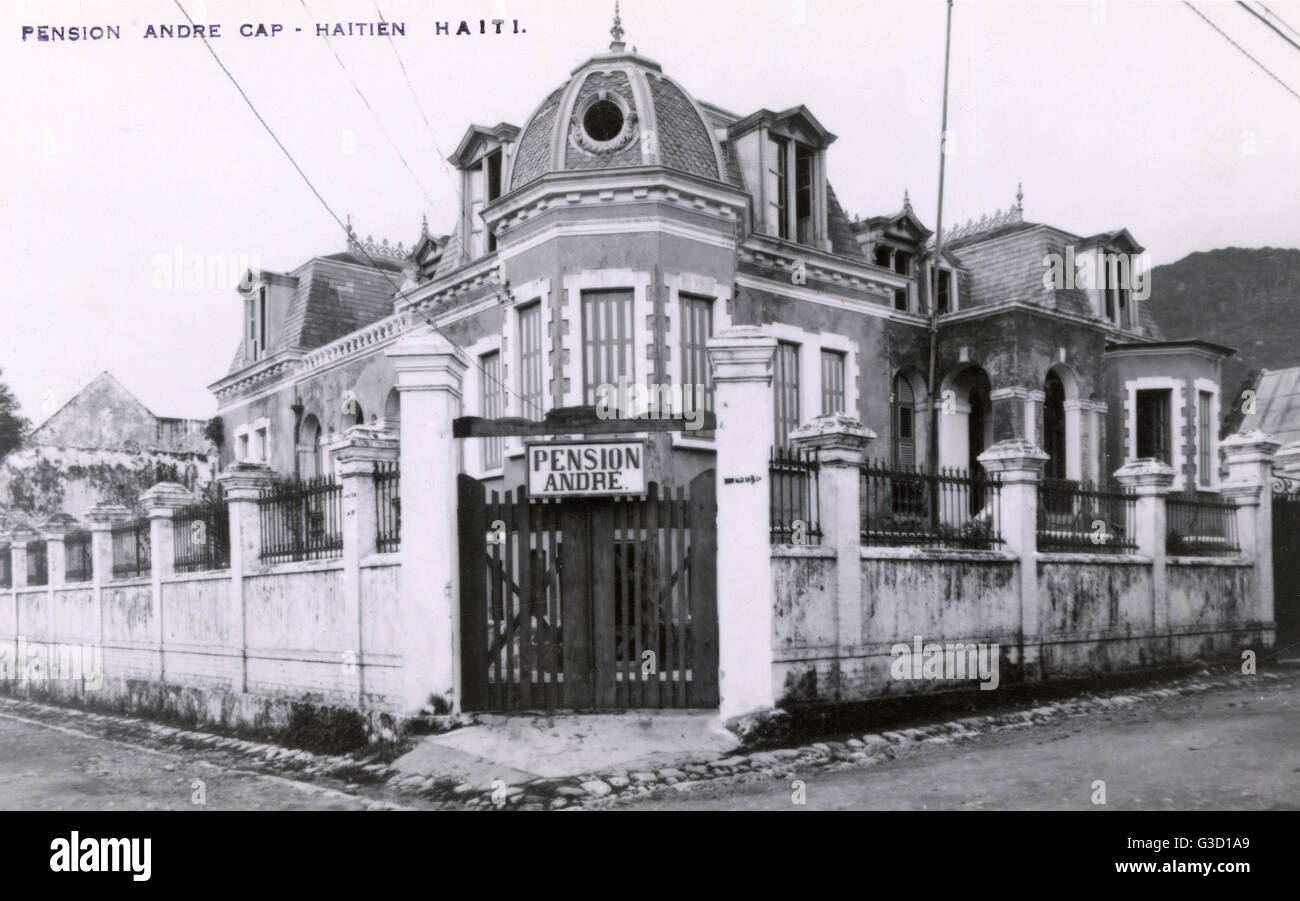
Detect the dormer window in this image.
<box><xmin>467</xmin><ymin>149</ymin><xmax>503</xmax><ymax>258</ymax></box>
<box><xmin>933</xmin><ymin>267</ymin><xmax>954</xmax><ymax>313</ymax></box>
<box><xmin>246</xmin><ymin>285</ymin><xmax>267</xmax><ymax>362</ymax></box>
<box><xmin>764</xmin><ymin>134</ymin><xmax>825</xmax><ymax>247</ymax></box>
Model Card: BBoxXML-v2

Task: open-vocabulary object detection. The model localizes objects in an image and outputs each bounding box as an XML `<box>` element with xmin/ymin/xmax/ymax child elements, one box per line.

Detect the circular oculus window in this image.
<box><xmin>582</xmin><ymin>99</ymin><xmax>625</xmax><ymax>143</ymax></box>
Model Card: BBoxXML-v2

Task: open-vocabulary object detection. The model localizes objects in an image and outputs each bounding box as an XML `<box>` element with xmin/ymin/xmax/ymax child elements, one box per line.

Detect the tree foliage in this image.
<box><xmin>0</xmin><ymin>369</ymin><xmax>30</xmax><ymax>459</ymax></box>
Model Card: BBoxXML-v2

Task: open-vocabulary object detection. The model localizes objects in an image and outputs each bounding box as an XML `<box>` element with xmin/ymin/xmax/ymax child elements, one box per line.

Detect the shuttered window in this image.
<box><xmin>582</xmin><ymin>289</ymin><xmax>635</xmax><ymax>406</ymax></box>
<box><xmin>767</xmin><ymin>136</ymin><xmax>788</xmax><ymax>239</ymax></box>
<box><xmin>821</xmin><ymin>350</ymin><xmax>845</xmax><ymax>415</ymax></box>
<box><xmin>892</xmin><ymin>374</ymin><xmax>916</xmax><ymax>469</ymax></box>
<box><xmin>518</xmin><ymin>302</ymin><xmax>544</xmax><ymax>418</ymax></box>
<box><xmin>680</xmin><ymin>293</ymin><xmax>714</xmax><ymax>414</ymax></box>
<box><xmin>481</xmin><ymin>351</ymin><xmax>503</xmax><ymax>469</ymax></box>
<box><xmin>774</xmin><ymin>341</ymin><xmax>800</xmax><ymax>446</ymax></box>
<box><xmin>1198</xmin><ymin>391</ymin><xmax>1213</xmax><ymax>486</ymax></box>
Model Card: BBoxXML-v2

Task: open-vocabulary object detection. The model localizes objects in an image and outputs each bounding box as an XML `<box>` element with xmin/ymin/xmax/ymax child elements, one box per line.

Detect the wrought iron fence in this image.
<box><xmin>111</xmin><ymin>519</ymin><xmax>151</xmax><ymax>579</ymax></box>
<box><xmin>28</xmin><ymin>539</ymin><xmax>49</xmax><ymax>586</ymax></box>
<box><xmin>173</xmin><ymin>501</ymin><xmax>230</xmax><ymax>572</ymax></box>
<box><xmin>0</xmin><ymin>546</ymin><xmax>10</xmax><ymax>588</ymax></box>
<box><xmin>1166</xmin><ymin>492</ymin><xmax>1240</xmax><ymax>556</ymax></box>
<box><xmin>65</xmin><ymin>531</ymin><xmax>92</xmax><ymax>582</ymax></box>
<box><xmin>859</xmin><ymin>460</ymin><xmax>1002</xmax><ymax>549</ymax></box>
<box><xmin>1036</xmin><ymin>479</ymin><xmax>1137</xmax><ymax>553</ymax></box>
<box><xmin>770</xmin><ymin>446</ymin><xmax>822</xmax><ymax>544</ymax></box>
<box><xmin>374</xmin><ymin>462</ymin><xmax>400</xmax><ymax>553</ymax></box>
<box><xmin>258</xmin><ymin>476</ymin><xmax>343</xmax><ymax>563</ymax></box>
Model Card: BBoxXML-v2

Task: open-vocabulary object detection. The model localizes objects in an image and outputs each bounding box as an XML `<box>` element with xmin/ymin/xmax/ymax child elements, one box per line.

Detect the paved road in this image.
<box><xmin>0</xmin><ymin>711</ymin><xmax>391</xmax><ymax>811</ymax></box>
<box><xmin>623</xmin><ymin>674</ymin><xmax>1300</xmax><ymax>810</ymax></box>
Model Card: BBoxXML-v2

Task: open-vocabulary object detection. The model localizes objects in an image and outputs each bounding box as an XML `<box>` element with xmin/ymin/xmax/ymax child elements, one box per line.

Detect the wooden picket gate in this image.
<box><xmin>458</xmin><ymin>470</ymin><xmax>718</xmax><ymax>711</ymax></box>
<box><xmin>1273</xmin><ymin>486</ymin><xmax>1300</xmax><ymax>659</ymax></box>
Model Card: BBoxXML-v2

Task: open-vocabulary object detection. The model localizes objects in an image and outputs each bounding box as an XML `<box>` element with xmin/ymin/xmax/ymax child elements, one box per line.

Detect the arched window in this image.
<box><xmin>892</xmin><ymin>374</ymin><xmax>917</xmax><ymax>469</ymax></box>
<box><xmin>383</xmin><ymin>388</ymin><xmax>400</xmax><ymax>430</ymax></box>
<box><xmin>1043</xmin><ymin>371</ymin><xmax>1067</xmax><ymax>481</ymax></box>
<box><xmin>300</xmin><ymin>414</ymin><xmax>323</xmax><ymax>477</ymax></box>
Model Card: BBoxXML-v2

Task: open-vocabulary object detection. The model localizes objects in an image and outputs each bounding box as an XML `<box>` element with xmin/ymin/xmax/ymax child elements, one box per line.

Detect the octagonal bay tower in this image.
<box><xmin>398</xmin><ymin>26</ymin><xmax>918</xmax><ymax>493</ymax></box>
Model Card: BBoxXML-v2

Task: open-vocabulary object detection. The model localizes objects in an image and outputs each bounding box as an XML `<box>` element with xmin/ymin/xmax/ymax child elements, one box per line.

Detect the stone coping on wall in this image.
<box><xmin>161</xmin><ymin>570</ymin><xmax>232</xmax><ymax>585</ymax></box>
<box><xmin>1035</xmin><ymin>552</ymin><xmax>1153</xmax><ymax>565</ymax></box>
<box><xmin>360</xmin><ymin>553</ymin><xmax>400</xmax><ymax>568</ymax></box>
<box><xmin>246</xmin><ymin>559</ymin><xmax>345</xmax><ymax>578</ymax></box>
<box><xmin>770</xmin><ymin>545</ymin><xmax>836</xmax><ymax>559</ymax></box>
<box><xmin>859</xmin><ymin>546</ymin><xmax>1017</xmax><ymax>563</ymax></box>
<box><xmin>105</xmin><ymin>577</ymin><xmax>152</xmax><ymax>588</ymax></box>
<box><xmin>1166</xmin><ymin>556</ymin><xmax>1253</xmax><ymax>567</ymax></box>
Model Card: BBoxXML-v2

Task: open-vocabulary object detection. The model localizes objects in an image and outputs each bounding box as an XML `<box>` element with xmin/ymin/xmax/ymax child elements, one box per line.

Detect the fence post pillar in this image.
<box><xmin>10</xmin><ymin>528</ymin><xmax>32</xmax><ymax>590</ymax></box>
<box><xmin>1114</xmin><ymin>458</ymin><xmax>1176</xmax><ymax>659</ymax></box>
<box><xmin>790</xmin><ymin>412</ymin><xmax>873</xmax><ymax>697</ymax></box>
<box><xmin>386</xmin><ymin>329</ymin><xmax>468</xmax><ymax>714</ymax></box>
<box><xmin>217</xmin><ymin>463</ymin><xmax>276</xmax><ymax>693</ymax></box>
<box><xmin>977</xmin><ymin>439</ymin><xmax>1049</xmax><ymax>682</ymax></box>
<box><xmin>142</xmin><ymin>482</ymin><xmax>196</xmax><ymax>682</ymax></box>
<box><xmin>334</xmin><ymin>429</ymin><xmax>400</xmax><ymax>705</ymax></box>
<box><xmin>706</xmin><ymin>326</ymin><xmax>778</xmax><ymax>721</ymax></box>
<box><xmin>1221</xmin><ymin>431</ymin><xmax>1281</xmax><ymax>638</ymax></box>
<box><xmin>41</xmin><ymin>513</ymin><xmax>79</xmax><ymax>588</ymax></box>
<box><xmin>86</xmin><ymin>504</ymin><xmax>131</xmax><ymax>652</ymax></box>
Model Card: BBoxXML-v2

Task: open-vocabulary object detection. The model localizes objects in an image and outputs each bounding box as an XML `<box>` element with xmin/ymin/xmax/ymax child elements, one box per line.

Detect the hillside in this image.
<box><xmin>1145</xmin><ymin>247</ymin><xmax>1300</xmax><ymax>429</ymax></box>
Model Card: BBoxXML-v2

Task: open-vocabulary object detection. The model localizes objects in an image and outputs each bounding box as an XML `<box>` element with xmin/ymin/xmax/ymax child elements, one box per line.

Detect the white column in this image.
<box><xmin>217</xmin><ymin>463</ymin><xmax>277</xmax><ymax>692</ymax></box>
<box><xmin>334</xmin><ymin>430</ymin><xmax>400</xmax><ymax>704</ymax></box>
<box><xmin>142</xmin><ymin>481</ymin><xmax>195</xmax><ymax>682</ymax></box>
<box><xmin>1221</xmin><ymin>431</ymin><xmax>1281</xmax><ymax>633</ymax></box>
<box><xmin>707</xmin><ymin>326</ymin><xmax>778</xmax><ymax>721</ymax></box>
<box><xmin>790</xmin><ymin>413</ymin><xmax>872</xmax><ymax>695</ymax></box>
<box><xmin>386</xmin><ymin>329</ymin><xmax>468</xmax><ymax>714</ymax></box>
<box><xmin>85</xmin><ymin>504</ymin><xmax>131</xmax><ymax>653</ymax></box>
<box><xmin>1114</xmin><ymin>458</ymin><xmax>1175</xmax><ymax>649</ymax></box>
<box><xmin>978</xmin><ymin>439</ymin><xmax>1049</xmax><ymax>680</ymax></box>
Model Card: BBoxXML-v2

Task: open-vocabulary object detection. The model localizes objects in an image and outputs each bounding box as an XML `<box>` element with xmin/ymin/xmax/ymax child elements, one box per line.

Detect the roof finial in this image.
<box><xmin>420</xmin><ymin>213</ymin><xmax>429</xmax><ymax>238</ymax></box>
<box><xmin>1016</xmin><ymin>180</ymin><xmax>1024</xmax><ymax>212</ymax></box>
<box><xmin>610</xmin><ymin>1</ymin><xmax>626</xmax><ymax>50</ymax></box>
<box><xmin>903</xmin><ymin>189</ymin><xmax>912</xmax><ymax>212</ymax></box>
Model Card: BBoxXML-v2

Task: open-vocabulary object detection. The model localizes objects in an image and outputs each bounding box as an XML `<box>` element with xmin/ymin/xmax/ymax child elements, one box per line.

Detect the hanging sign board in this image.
<box><xmin>525</xmin><ymin>440</ymin><xmax>647</xmax><ymax>497</ymax></box>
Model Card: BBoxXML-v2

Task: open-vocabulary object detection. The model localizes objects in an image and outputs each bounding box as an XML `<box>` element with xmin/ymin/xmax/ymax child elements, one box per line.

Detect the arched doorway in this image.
<box><xmin>1043</xmin><ymin>371</ymin><xmax>1067</xmax><ymax>481</ymax></box>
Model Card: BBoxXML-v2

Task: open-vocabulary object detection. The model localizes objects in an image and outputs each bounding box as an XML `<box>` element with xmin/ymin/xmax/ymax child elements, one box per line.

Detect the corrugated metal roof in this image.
<box><xmin>1240</xmin><ymin>366</ymin><xmax>1300</xmax><ymax>445</ymax></box>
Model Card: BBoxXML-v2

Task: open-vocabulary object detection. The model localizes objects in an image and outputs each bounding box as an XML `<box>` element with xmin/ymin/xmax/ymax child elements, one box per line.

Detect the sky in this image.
<box><xmin>1</xmin><ymin>0</ymin><xmax>1298</xmax><ymax>425</ymax></box>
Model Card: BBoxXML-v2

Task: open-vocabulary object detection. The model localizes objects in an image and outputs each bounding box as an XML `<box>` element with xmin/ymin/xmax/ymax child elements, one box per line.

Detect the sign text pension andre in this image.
<box><xmin>527</xmin><ymin>441</ymin><xmax>646</xmax><ymax>497</ymax></box>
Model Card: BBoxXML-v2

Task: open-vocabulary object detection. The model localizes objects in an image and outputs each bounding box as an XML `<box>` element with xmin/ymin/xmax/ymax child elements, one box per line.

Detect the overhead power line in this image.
<box><xmin>1259</xmin><ymin>2</ymin><xmax>1300</xmax><ymax>42</ymax></box>
<box><xmin>1238</xmin><ymin>0</ymin><xmax>1300</xmax><ymax>54</ymax></box>
<box><xmin>1183</xmin><ymin>1</ymin><xmax>1300</xmax><ymax>103</ymax></box>
<box><xmin>297</xmin><ymin>0</ymin><xmax>451</xmax><ymax>225</ymax></box>
<box><xmin>171</xmin><ymin>0</ymin><xmax>542</xmax><ymax>418</ymax></box>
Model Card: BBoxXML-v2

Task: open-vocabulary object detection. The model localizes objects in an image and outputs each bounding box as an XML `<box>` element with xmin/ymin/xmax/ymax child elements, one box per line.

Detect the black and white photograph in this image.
<box><xmin>1</xmin><ymin>0</ymin><xmax>1297</xmax><ymax>878</ymax></box>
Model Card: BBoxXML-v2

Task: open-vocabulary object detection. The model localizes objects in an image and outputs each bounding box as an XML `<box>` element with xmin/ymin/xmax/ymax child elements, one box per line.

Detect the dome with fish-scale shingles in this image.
<box><xmin>508</xmin><ymin>44</ymin><xmax>724</xmax><ymax>191</ymax></box>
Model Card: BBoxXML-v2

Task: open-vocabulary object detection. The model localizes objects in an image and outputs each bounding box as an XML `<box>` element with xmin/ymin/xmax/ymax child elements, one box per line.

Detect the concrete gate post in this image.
<box><xmin>1221</xmin><ymin>431</ymin><xmax>1281</xmax><ymax>637</ymax></box>
<box><xmin>217</xmin><ymin>463</ymin><xmax>277</xmax><ymax>692</ymax></box>
<box><xmin>334</xmin><ymin>428</ymin><xmax>400</xmax><ymax>704</ymax></box>
<box><xmin>386</xmin><ymin>328</ymin><xmax>468</xmax><ymax>714</ymax></box>
<box><xmin>85</xmin><ymin>503</ymin><xmax>132</xmax><ymax>651</ymax></box>
<box><xmin>977</xmin><ymin>439</ymin><xmax>1048</xmax><ymax>681</ymax></box>
<box><xmin>706</xmin><ymin>326</ymin><xmax>777</xmax><ymax>721</ymax></box>
<box><xmin>142</xmin><ymin>482</ymin><xmax>197</xmax><ymax>681</ymax></box>
<box><xmin>1114</xmin><ymin>458</ymin><xmax>1176</xmax><ymax>660</ymax></box>
<box><xmin>790</xmin><ymin>412</ymin><xmax>873</xmax><ymax>696</ymax></box>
